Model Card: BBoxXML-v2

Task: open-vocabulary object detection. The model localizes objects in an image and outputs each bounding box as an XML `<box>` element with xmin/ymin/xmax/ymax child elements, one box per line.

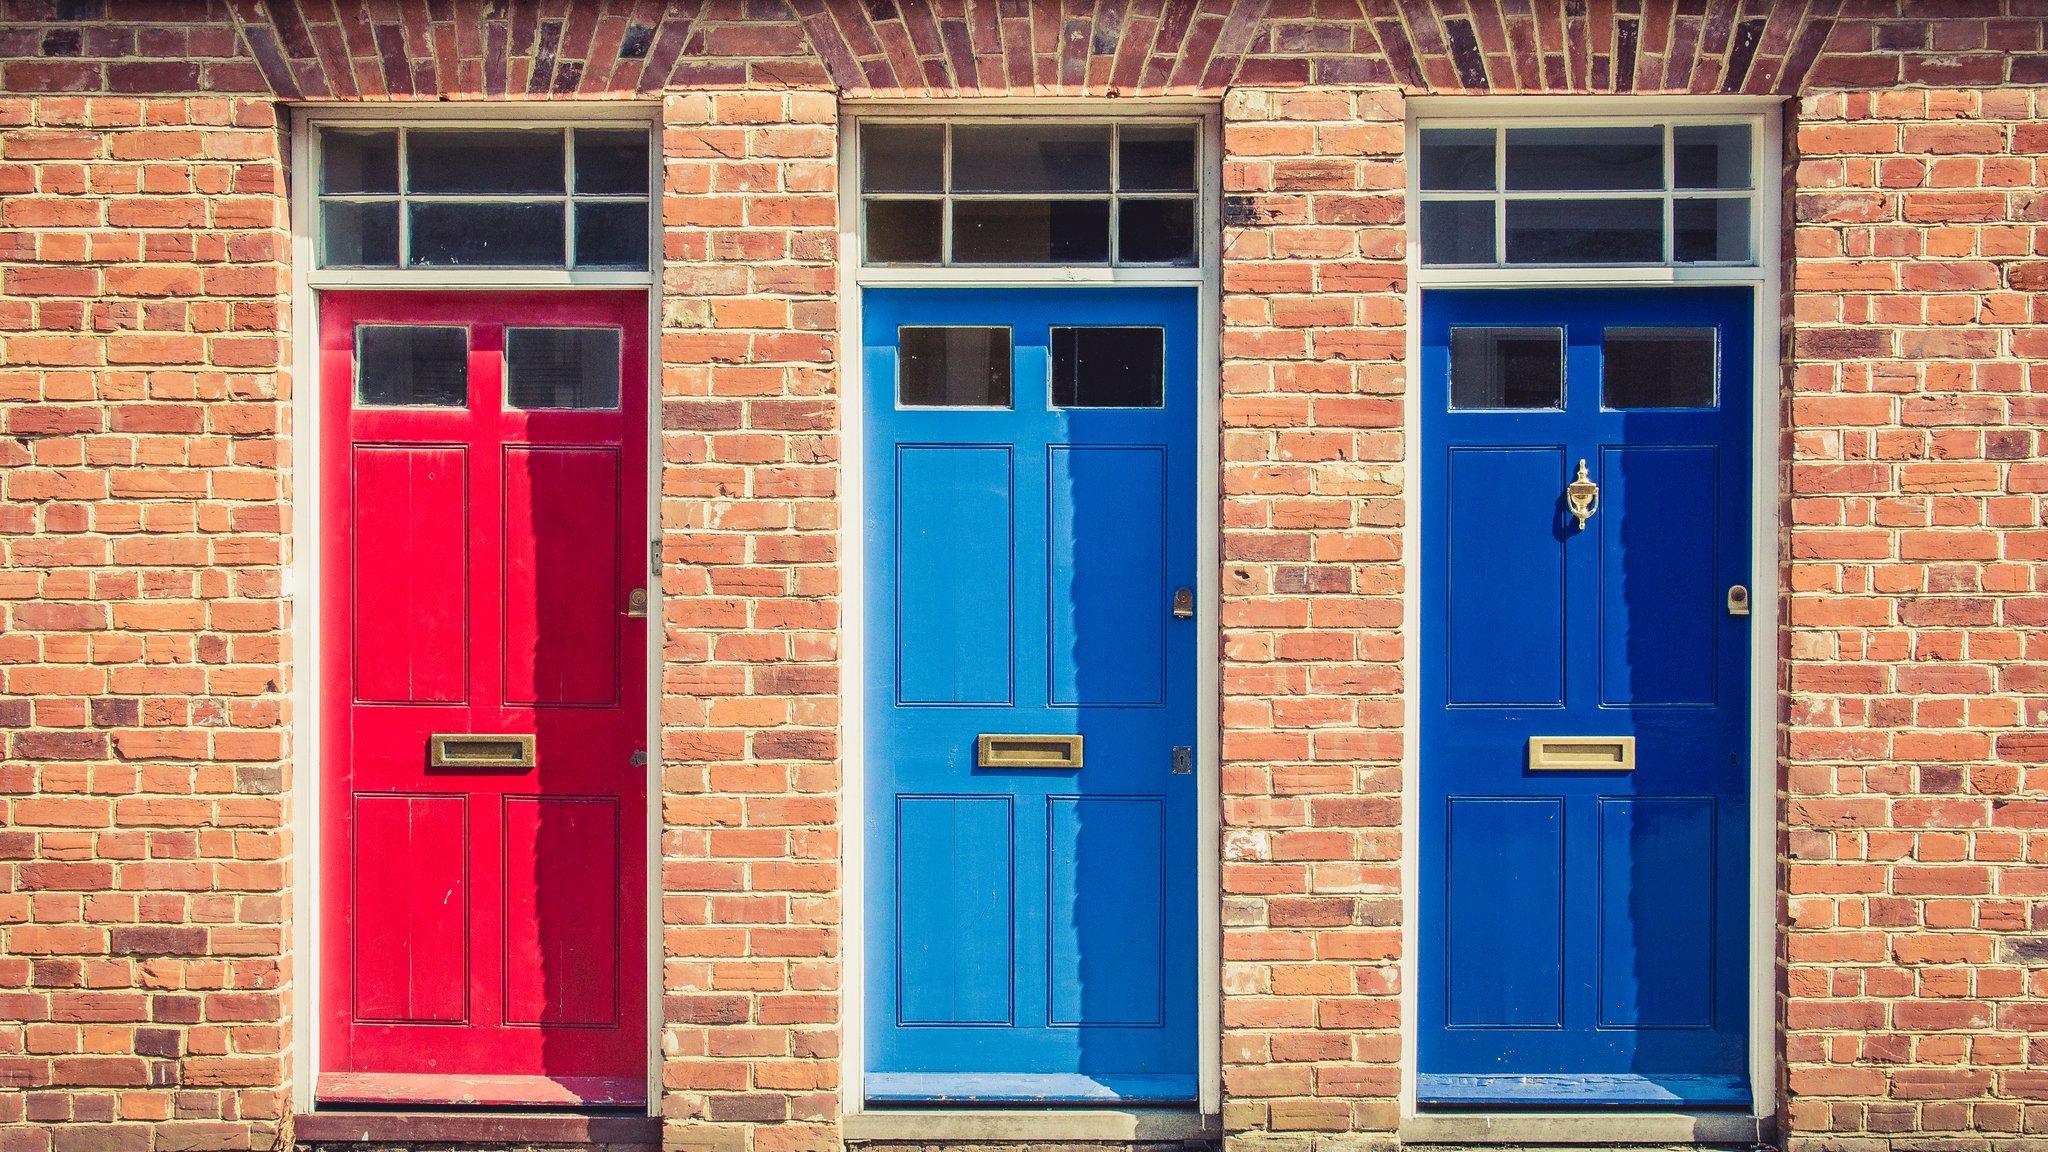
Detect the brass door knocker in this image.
<box><xmin>1566</xmin><ymin>459</ymin><xmax>1599</xmax><ymax>530</ymax></box>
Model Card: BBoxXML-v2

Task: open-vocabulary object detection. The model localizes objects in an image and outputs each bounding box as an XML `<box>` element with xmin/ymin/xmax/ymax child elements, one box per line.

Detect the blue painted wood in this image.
<box><xmin>865</xmin><ymin>288</ymin><xmax>1199</xmax><ymax>1104</ymax></box>
<box><xmin>1414</xmin><ymin>1073</ymin><xmax>1751</xmax><ymax>1108</ymax></box>
<box><xmin>1419</xmin><ymin>287</ymin><xmax>1754</xmax><ymax>1109</ymax></box>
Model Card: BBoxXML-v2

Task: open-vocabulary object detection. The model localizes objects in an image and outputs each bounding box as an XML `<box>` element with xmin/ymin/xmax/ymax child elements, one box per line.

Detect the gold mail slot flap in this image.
<box><xmin>977</xmin><ymin>733</ymin><xmax>1083</xmax><ymax>770</ymax></box>
<box><xmin>429</xmin><ymin>733</ymin><xmax>536</xmax><ymax>770</ymax></box>
<box><xmin>1527</xmin><ymin>736</ymin><xmax>1636</xmax><ymax>771</ymax></box>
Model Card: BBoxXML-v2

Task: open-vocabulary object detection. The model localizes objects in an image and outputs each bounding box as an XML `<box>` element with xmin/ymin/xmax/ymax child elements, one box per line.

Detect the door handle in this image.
<box><xmin>1565</xmin><ymin>459</ymin><xmax>1599</xmax><ymax>530</ymax></box>
<box><xmin>1727</xmin><ymin>584</ymin><xmax>1750</xmax><ymax>616</ymax></box>
<box><xmin>1172</xmin><ymin>587</ymin><xmax>1194</xmax><ymax>619</ymax></box>
<box><xmin>626</xmin><ymin>588</ymin><xmax>648</xmax><ymax>618</ymax></box>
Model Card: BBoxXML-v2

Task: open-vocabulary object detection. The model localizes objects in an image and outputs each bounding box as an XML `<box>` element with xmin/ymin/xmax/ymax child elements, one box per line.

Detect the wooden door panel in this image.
<box><xmin>351</xmin><ymin>445</ymin><xmax>469</xmax><ymax>705</ymax></box>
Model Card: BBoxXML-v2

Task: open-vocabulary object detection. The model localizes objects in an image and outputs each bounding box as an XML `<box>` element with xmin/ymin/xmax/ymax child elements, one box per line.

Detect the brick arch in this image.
<box><xmin>786</xmin><ymin>0</ymin><xmax>1841</xmax><ymax>98</ymax></box>
<box><xmin>212</xmin><ymin>0</ymin><xmax>1862</xmax><ymax>104</ymax></box>
<box><xmin>223</xmin><ymin>0</ymin><xmax>824</xmax><ymax>101</ymax></box>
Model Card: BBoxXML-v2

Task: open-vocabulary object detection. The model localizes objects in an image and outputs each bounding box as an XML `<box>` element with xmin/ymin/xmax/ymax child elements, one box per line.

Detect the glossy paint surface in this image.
<box><xmin>863</xmin><ymin>288</ymin><xmax>1199</xmax><ymax>1104</ymax></box>
<box><xmin>320</xmin><ymin>291</ymin><xmax>647</xmax><ymax>1104</ymax></box>
<box><xmin>1418</xmin><ymin>287</ymin><xmax>1753</xmax><ymax>1108</ymax></box>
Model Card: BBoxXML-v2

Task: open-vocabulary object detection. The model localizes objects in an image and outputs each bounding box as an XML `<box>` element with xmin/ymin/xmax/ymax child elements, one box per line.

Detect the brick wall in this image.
<box><xmin>1783</xmin><ymin>81</ymin><xmax>2048</xmax><ymax>1149</ymax></box>
<box><xmin>0</xmin><ymin>31</ymin><xmax>294</xmax><ymax>1152</ymax></box>
<box><xmin>0</xmin><ymin>3</ymin><xmax>2046</xmax><ymax>1152</ymax></box>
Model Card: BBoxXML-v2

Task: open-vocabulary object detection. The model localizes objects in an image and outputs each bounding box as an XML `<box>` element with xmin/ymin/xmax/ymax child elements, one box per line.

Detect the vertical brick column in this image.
<box><xmin>1783</xmin><ymin>84</ymin><xmax>2048</xmax><ymax>1149</ymax></box>
<box><xmin>0</xmin><ymin>91</ymin><xmax>292</xmax><ymax>1151</ymax></box>
<box><xmin>657</xmin><ymin>88</ymin><xmax>842</xmax><ymax>1152</ymax></box>
<box><xmin>1218</xmin><ymin>87</ymin><xmax>1408</xmax><ymax>1147</ymax></box>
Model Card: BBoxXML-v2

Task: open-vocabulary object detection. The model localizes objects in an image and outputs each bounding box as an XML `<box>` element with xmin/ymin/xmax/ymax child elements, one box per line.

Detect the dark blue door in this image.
<box><xmin>863</xmin><ymin>287</ymin><xmax>1199</xmax><ymax>1104</ymax></box>
<box><xmin>1419</xmin><ymin>287</ymin><xmax>1753</xmax><ymax>1108</ymax></box>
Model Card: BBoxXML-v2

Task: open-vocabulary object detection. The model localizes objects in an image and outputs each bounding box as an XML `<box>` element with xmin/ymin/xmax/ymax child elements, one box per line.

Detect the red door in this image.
<box><xmin>319</xmin><ymin>291</ymin><xmax>648</xmax><ymax>1106</ymax></box>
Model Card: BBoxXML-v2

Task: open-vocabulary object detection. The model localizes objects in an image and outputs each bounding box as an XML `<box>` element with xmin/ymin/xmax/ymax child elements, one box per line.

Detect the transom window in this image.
<box><xmin>317</xmin><ymin>126</ymin><xmax>652</xmax><ymax>271</ymax></box>
<box><xmin>859</xmin><ymin>121</ymin><xmax>1199</xmax><ymax>268</ymax></box>
<box><xmin>1418</xmin><ymin>123</ymin><xmax>1755</xmax><ymax>268</ymax></box>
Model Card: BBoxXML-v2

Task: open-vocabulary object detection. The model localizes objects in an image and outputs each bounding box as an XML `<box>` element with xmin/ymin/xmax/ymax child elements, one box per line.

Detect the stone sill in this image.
<box><xmin>293</xmin><ymin>1110</ymin><xmax>660</xmax><ymax>1147</ymax></box>
<box><xmin>844</xmin><ymin>1108</ymin><xmax>1219</xmax><ymax>1144</ymax></box>
<box><xmin>1399</xmin><ymin>1111</ymin><xmax>1774</xmax><ymax>1147</ymax></box>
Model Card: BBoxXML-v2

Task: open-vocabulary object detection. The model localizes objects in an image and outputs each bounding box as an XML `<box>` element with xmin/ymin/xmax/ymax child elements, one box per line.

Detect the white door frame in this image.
<box><xmin>285</xmin><ymin>101</ymin><xmax>665</xmax><ymax>1114</ymax></box>
<box><xmin>1398</xmin><ymin>94</ymin><xmax>1786</xmax><ymax>1127</ymax></box>
<box><xmin>835</xmin><ymin>99</ymin><xmax>1225</xmax><ymax>1126</ymax></box>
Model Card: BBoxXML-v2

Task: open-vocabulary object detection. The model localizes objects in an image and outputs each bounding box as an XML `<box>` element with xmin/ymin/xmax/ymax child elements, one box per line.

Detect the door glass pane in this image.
<box><xmin>1673</xmin><ymin>125</ymin><xmax>1751</xmax><ymax>190</ymax></box>
<box><xmin>861</xmin><ymin>124</ymin><xmax>944</xmax><ymax>193</ymax></box>
<box><xmin>1603</xmin><ymin>328</ymin><xmax>1717</xmax><ymax>409</ymax></box>
<box><xmin>573</xmin><ymin>129</ymin><xmax>649</xmax><ymax>195</ymax></box>
<box><xmin>322</xmin><ymin>130</ymin><xmax>398</xmax><ymax>194</ymax></box>
<box><xmin>865</xmin><ymin>200</ymin><xmax>943</xmax><ymax>263</ymax></box>
<box><xmin>1118</xmin><ymin>199</ymin><xmax>1195</xmax><ymax>264</ymax></box>
<box><xmin>322</xmin><ymin>200</ymin><xmax>399</xmax><ymax>267</ymax></box>
<box><xmin>1052</xmin><ymin>328</ymin><xmax>1164</xmax><ymax>408</ymax></box>
<box><xmin>1118</xmin><ymin>124</ymin><xmax>1197</xmax><ymax>191</ymax></box>
<box><xmin>409</xmin><ymin>202</ymin><xmax>565</xmax><ymax>267</ymax></box>
<box><xmin>506</xmin><ymin>328</ymin><xmax>621</xmax><ymax>409</ymax></box>
<box><xmin>1505</xmin><ymin>126</ymin><xmax>1663</xmax><ymax>191</ymax></box>
<box><xmin>407</xmin><ymin>129</ymin><xmax>565</xmax><ymax>195</ymax></box>
<box><xmin>898</xmin><ymin>327</ymin><xmax>1011</xmax><ymax>408</ymax></box>
<box><xmin>1674</xmin><ymin>198</ymin><xmax>1750</xmax><ymax>263</ymax></box>
<box><xmin>952</xmin><ymin>124</ymin><xmax>1112</xmax><ymax>193</ymax></box>
<box><xmin>574</xmin><ymin>201</ymin><xmax>649</xmax><ymax>269</ymax></box>
<box><xmin>1421</xmin><ymin>201</ymin><xmax>1496</xmax><ymax>265</ymax></box>
<box><xmin>953</xmin><ymin>200</ymin><xmax>1109</xmax><ymax>263</ymax></box>
<box><xmin>1420</xmin><ymin>128</ymin><xmax>1495</xmax><ymax>191</ymax></box>
<box><xmin>356</xmin><ymin>326</ymin><xmax>469</xmax><ymax>407</ymax></box>
<box><xmin>1450</xmin><ymin>327</ymin><xmax>1563</xmax><ymax>410</ymax></box>
<box><xmin>1505</xmin><ymin>199</ymin><xmax>1661</xmax><ymax>264</ymax></box>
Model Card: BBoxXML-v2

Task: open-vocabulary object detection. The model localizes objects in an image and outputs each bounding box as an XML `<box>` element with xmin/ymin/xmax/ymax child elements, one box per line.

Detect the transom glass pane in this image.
<box><xmin>1505</xmin><ymin>126</ymin><xmax>1663</xmax><ymax>191</ymax></box>
<box><xmin>1603</xmin><ymin>328</ymin><xmax>1717</xmax><ymax>409</ymax></box>
<box><xmin>857</xmin><ymin>120</ymin><xmax>1198</xmax><ymax>268</ymax></box>
<box><xmin>506</xmin><ymin>328</ymin><xmax>621</xmax><ymax>410</ymax></box>
<box><xmin>408</xmin><ymin>129</ymin><xmax>565</xmax><ymax>195</ymax></box>
<box><xmin>1420</xmin><ymin>128</ymin><xmax>1495</xmax><ymax>191</ymax></box>
<box><xmin>1052</xmin><ymin>328</ymin><xmax>1164</xmax><ymax>408</ymax></box>
<box><xmin>315</xmin><ymin>125</ymin><xmax>651</xmax><ymax>272</ymax></box>
<box><xmin>356</xmin><ymin>326</ymin><xmax>468</xmax><ymax>407</ymax></box>
<box><xmin>1417</xmin><ymin>122</ymin><xmax>1758</xmax><ymax>270</ymax></box>
<box><xmin>952</xmin><ymin>124</ymin><xmax>1112</xmax><ymax>193</ymax></box>
<box><xmin>1673</xmin><ymin>125</ymin><xmax>1751</xmax><ymax>190</ymax></box>
<box><xmin>322</xmin><ymin>130</ymin><xmax>398</xmax><ymax>195</ymax></box>
<box><xmin>898</xmin><ymin>327</ymin><xmax>1012</xmax><ymax>408</ymax></box>
<box><xmin>1450</xmin><ymin>327</ymin><xmax>1563</xmax><ymax>410</ymax></box>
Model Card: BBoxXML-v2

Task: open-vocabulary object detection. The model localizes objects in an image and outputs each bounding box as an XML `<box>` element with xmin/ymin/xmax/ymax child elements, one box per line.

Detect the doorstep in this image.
<box><xmin>1399</xmin><ymin>1111</ymin><xmax>1774</xmax><ymax>1146</ymax></box>
<box><xmin>844</xmin><ymin>1108</ymin><xmax>1220</xmax><ymax>1143</ymax></box>
<box><xmin>293</xmin><ymin>1110</ymin><xmax>660</xmax><ymax>1148</ymax></box>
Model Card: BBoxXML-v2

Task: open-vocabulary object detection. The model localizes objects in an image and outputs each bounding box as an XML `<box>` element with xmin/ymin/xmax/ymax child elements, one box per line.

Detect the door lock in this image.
<box><xmin>1171</xmin><ymin>746</ymin><xmax>1193</xmax><ymax>775</ymax></box>
<box><xmin>1727</xmin><ymin>584</ymin><xmax>1750</xmax><ymax>617</ymax></box>
<box><xmin>1172</xmin><ymin>587</ymin><xmax>1194</xmax><ymax>619</ymax></box>
<box><xmin>626</xmin><ymin>588</ymin><xmax>648</xmax><ymax>618</ymax></box>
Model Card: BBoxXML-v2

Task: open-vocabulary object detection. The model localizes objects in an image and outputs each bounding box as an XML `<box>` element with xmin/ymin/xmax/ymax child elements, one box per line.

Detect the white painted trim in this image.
<box><xmin>286</xmin><ymin>104</ymin><xmax>665</xmax><ymax>1118</ymax></box>
<box><xmin>296</xmin><ymin>104</ymin><xmax>659</xmax><ymax>290</ymax></box>
<box><xmin>1397</xmin><ymin>100</ymin><xmax>1784</xmax><ymax>1125</ymax></box>
<box><xmin>835</xmin><ymin>101</ymin><xmax>1223</xmax><ymax>1121</ymax></box>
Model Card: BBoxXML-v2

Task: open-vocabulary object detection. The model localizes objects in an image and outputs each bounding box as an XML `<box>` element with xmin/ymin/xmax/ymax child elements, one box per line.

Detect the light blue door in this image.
<box><xmin>863</xmin><ymin>287</ymin><xmax>1200</xmax><ymax>1103</ymax></box>
<box><xmin>1419</xmin><ymin>287</ymin><xmax>1754</xmax><ymax>1108</ymax></box>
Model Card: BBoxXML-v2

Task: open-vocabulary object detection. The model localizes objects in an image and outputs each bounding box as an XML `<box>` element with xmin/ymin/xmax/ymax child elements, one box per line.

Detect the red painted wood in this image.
<box><xmin>321</xmin><ymin>291</ymin><xmax>649</xmax><ymax>1104</ymax></box>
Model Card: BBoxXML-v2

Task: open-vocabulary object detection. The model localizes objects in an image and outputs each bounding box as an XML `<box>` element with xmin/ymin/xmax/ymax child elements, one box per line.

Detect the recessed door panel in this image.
<box><xmin>1420</xmin><ymin>287</ymin><xmax>1753</xmax><ymax>1109</ymax></box>
<box><xmin>896</xmin><ymin>446</ymin><xmax>1013</xmax><ymax>706</ymax></box>
<box><xmin>1048</xmin><ymin>795</ymin><xmax>1165</xmax><ymax>1026</ymax></box>
<box><xmin>1446</xmin><ymin>446</ymin><xmax>1566</xmax><ymax>706</ymax></box>
<box><xmin>503</xmin><ymin>795</ymin><xmax>619</xmax><ymax>1026</ymax></box>
<box><xmin>352</xmin><ymin>793</ymin><xmax>468</xmax><ymax>1023</ymax></box>
<box><xmin>352</xmin><ymin>446</ymin><xmax>468</xmax><ymax>705</ymax></box>
<box><xmin>1049</xmin><ymin>447</ymin><xmax>1168</xmax><ymax>707</ymax></box>
<box><xmin>502</xmin><ymin>445</ymin><xmax>620</xmax><ymax>707</ymax></box>
<box><xmin>896</xmin><ymin>795</ymin><xmax>1013</xmax><ymax>1025</ymax></box>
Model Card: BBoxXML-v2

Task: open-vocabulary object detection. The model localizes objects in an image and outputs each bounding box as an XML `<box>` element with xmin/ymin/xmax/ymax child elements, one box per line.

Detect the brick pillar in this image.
<box><xmin>1218</xmin><ymin>86</ymin><xmax>1409</xmax><ymax>1148</ymax></box>
<box><xmin>0</xmin><ymin>92</ymin><xmax>293</xmax><ymax>1150</ymax></box>
<box><xmin>656</xmin><ymin>88</ymin><xmax>843</xmax><ymax>1152</ymax></box>
<box><xmin>1782</xmin><ymin>84</ymin><xmax>2048</xmax><ymax>1149</ymax></box>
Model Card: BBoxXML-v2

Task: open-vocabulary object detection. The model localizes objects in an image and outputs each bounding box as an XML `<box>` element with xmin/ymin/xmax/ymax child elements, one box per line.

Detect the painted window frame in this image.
<box><xmin>857</xmin><ymin>118</ymin><xmax>1204</xmax><ymax>270</ymax></box>
<box><xmin>297</xmin><ymin>104</ymin><xmax>660</xmax><ymax>289</ymax></box>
